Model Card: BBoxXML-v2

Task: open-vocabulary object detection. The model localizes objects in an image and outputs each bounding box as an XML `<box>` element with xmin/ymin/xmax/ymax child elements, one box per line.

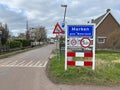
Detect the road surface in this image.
<box><xmin>0</xmin><ymin>44</ymin><xmax>120</xmax><ymax>90</ymax></box>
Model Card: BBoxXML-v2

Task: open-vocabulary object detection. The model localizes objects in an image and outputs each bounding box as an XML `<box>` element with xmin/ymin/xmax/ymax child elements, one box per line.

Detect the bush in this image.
<box><xmin>22</xmin><ymin>40</ymin><xmax>31</xmax><ymax>47</ymax></box>
<box><xmin>15</xmin><ymin>39</ymin><xmax>31</xmax><ymax>47</ymax></box>
<box><xmin>9</xmin><ymin>40</ymin><xmax>22</xmax><ymax>49</ymax></box>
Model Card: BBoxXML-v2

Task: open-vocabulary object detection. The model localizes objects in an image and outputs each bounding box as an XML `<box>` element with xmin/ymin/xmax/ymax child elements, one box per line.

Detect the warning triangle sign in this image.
<box><xmin>53</xmin><ymin>23</ymin><xmax>64</xmax><ymax>34</ymax></box>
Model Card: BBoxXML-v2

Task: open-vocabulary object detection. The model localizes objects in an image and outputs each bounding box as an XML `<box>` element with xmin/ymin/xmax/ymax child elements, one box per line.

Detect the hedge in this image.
<box><xmin>9</xmin><ymin>40</ymin><xmax>22</xmax><ymax>49</ymax></box>
<box><xmin>15</xmin><ymin>39</ymin><xmax>31</xmax><ymax>47</ymax></box>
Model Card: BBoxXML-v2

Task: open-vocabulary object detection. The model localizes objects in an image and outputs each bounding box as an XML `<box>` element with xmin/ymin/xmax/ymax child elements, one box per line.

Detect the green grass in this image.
<box><xmin>47</xmin><ymin>51</ymin><xmax>120</xmax><ymax>86</ymax></box>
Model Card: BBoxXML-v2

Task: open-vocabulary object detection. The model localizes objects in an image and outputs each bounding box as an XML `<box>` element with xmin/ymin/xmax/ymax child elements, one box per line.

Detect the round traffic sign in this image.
<box><xmin>80</xmin><ymin>37</ymin><xmax>91</xmax><ymax>48</ymax></box>
<box><xmin>70</xmin><ymin>38</ymin><xmax>77</xmax><ymax>46</ymax></box>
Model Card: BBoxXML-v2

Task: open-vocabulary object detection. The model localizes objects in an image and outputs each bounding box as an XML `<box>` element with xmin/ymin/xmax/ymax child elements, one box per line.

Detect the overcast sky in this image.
<box><xmin>0</xmin><ymin>0</ymin><xmax>120</xmax><ymax>37</ymax></box>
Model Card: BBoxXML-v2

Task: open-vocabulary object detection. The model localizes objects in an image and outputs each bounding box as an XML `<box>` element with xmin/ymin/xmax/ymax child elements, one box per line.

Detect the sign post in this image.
<box><xmin>53</xmin><ymin>23</ymin><xmax>64</xmax><ymax>61</ymax></box>
<box><xmin>65</xmin><ymin>24</ymin><xmax>96</xmax><ymax>70</ymax></box>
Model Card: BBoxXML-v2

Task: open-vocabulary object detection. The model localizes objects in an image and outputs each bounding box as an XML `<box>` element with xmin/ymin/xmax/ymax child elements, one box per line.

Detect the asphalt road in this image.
<box><xmin>0</xmin><ymin>44</ymin><xmax>120</xmax><ymax>90</ymax></box>
<box><xmin>0</xmin><ymin>44</ymin><xmax>56</xmax><ymax>90</ymax></box>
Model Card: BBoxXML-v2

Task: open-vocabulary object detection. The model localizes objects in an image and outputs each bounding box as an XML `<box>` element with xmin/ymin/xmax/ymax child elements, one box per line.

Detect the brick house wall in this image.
<box><xmin>92</xmin><ymin>9</ymin><xmax>120</xmax><ymax>49</ymax></box>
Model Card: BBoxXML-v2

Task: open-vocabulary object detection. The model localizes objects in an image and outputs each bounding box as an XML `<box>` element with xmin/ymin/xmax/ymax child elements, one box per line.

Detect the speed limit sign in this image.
<box><xmin>80</xmin><ymin>37</ymin><xmax>91</xmax><ymax>48</ymax></box>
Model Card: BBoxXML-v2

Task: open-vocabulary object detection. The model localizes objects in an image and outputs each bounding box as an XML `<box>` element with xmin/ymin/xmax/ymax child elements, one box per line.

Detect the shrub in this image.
<box><xmin>15</xmin><ymin>39</ymin><xmax>31</xmax><ymax>47</ymax></box>
<box><xmin>22</xmin><ymin>40</ymin><xmax>30</xmax><ymax>47</ymax></box>
<box><xmin>9</xmin><ymin>40</ymin><xmax>22</xmax><ymax>49</ymax></box>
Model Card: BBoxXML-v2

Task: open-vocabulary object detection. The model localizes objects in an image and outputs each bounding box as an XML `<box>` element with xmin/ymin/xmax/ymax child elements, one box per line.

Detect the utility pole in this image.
<box><xmin>26</xmin><ymin>19</ymin><xmax>30</xmax><ymax>40</ymax></box>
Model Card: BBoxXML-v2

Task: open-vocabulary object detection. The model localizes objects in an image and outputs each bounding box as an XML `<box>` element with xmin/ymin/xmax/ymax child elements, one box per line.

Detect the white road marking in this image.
<box><xmin>34</xmin><ymin>61</ymin><xmax>41</xmax><ymax>66</ymax></box>
<box><xmin>0</xmin><ymin>60</ymin><xmax>13</xmax><ymax>66</ymax></box>
<box><xmin>28</xmin><ymin>61</ymin><xmax>35</xmax><ymax>66</ymax></box>
<box><xmin>15</xmin><ymin>60</ymin><xmax>26</xmax><ymax>66</ymax></box>
<box><xmin>43</xmin><ymin>61</ymin><xmax>48</xmax><ymax>67</ymax></box>
<box><xmin>6</xmin><ymin>60</ymin><xmax>18</xmax><ymax>66</ymax></box>
<box><xmin>0</xmin><ymin>60</ymin><xmax>48</xmax><ymax>68</ymax></box>
<box><xmin>24</xmin><ymin>61</ymin><xmax>33</xmax><ymax>66</ymax></box>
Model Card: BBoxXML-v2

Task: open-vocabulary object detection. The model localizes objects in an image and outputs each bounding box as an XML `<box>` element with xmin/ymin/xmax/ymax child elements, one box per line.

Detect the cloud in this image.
<box><xmin>0</xmin><ymin>3</ymin><xmax>26</xmax><ymax>30</ymax></box>
<box><xmin>0</xmin><ymin>0</ymin><xmax>120</xmax><ymax>37</ymax></box>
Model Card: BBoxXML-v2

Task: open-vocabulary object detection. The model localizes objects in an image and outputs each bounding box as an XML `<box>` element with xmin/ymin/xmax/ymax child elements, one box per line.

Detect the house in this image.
<box><xmin>17</xmin><ymin>33</ymin><xmax>26</xmax><ymax>40</ymax></box>
<box><xmin>91</xmin><ymin>9</ymin><xmax>120</xmax><ymax>49</ymax></box>
<box><xmin>26</xmin><ymin>27</ymin><xmax>36</xmax><ymax>41</ymax></box>
<box><xmin>26</xmin><ymin>26</ymin><xmax>47</xmax><ymax>42</ymax></box>
<box><xmin>0</xmin><ymin>24</ymin><xmax>4</xmax><ymax>35</ymax></box>
<box><xmin>0</xmin><ymin>23</ymin><xmax>9</xmax><ymax>45</ymax></box>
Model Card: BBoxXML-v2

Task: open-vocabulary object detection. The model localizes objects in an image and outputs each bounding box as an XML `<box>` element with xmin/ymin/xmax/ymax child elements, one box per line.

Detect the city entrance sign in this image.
<box><xmin>65</xmin><ymin>24</ymin><xmax>96</xmax><ymax>70</ymax></box>
<box><xmin>67</xmin><ymin>25</ymin><xmax>93</xmax><ymax>37</ymax></box>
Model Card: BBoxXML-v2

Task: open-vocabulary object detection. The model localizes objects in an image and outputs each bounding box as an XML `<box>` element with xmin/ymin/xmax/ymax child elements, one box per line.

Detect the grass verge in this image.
<box><xmin>47</xmin><ymin>51</ymin><xmax>120</xmax><ymax>86</ymax></box>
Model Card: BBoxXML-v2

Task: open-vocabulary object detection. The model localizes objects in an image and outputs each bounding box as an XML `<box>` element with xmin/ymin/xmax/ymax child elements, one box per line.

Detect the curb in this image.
<box><xmin>48</xmin><ymin>54</ymin><xmax>56</xmax><ymax>60</ymax></box>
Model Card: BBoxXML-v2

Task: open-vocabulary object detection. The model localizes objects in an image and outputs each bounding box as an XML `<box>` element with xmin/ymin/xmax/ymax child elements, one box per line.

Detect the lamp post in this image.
<box><xmin>61</xmin><ymin>4</ymin><xmax>67</xmax><ymax>24</ymax></box>
<box><xmin>61</xmin><ymin>4</ymin><xmax>68</xmax><ymax>70</ymax></box>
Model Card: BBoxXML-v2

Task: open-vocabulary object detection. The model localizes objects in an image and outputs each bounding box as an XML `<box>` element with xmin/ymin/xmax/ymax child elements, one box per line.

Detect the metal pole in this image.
<box><xmin>63</xmin><ymin>6</ymin><xmax>67</xmax><ymax>23</ymax></box>
<box><xmin>56</xmin><ymin>34</ymin><xmax>58</xmax><ymax>60</ymax></box>
<box><xmin>58</xmin><ymin>34</ymin><xmax>60</xmax><ymax>61</ymax></box>
<box><xmin>61</xmin><ymin>4</ymin><xmax>67</xmax><ymax>70</ymax></box>
<box><xmin>61</xmin><ymin>5</ymin><xmax>67</xmax><ymax>24</ymax></box>
<box><xmin>65</xmin><ymin>24</ymin><xmax>68</xmax><ymax>70</ymax></box>
<box><xmin>92</xmin><ymin>24</ymin><xmax>96</xmax><ymax>70</ymax></box>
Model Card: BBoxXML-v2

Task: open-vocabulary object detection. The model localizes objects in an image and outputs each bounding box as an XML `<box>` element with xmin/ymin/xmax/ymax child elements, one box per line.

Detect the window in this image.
<box><xmin>97</xmin><ymin>36</ymin><xmax>107</xmax><ymax>44</ymax></box>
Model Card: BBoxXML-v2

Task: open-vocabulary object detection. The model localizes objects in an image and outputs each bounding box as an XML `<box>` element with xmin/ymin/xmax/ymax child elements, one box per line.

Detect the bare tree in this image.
<box><xmin>1</xmin><ymin>23</ymin><xmax>9</xmax><ymax>45</ymax></box>
<box><xmin>34</xmin><ymin>26</ymin><xmax>47</xmax><ymax>42</ymax></box>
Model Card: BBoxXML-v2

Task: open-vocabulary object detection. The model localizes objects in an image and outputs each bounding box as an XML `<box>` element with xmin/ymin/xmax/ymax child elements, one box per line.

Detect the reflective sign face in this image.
<box><xmin>67</xmin><ymin>25</ymin><xmax>94</xmax><ymax>37</ymax></box>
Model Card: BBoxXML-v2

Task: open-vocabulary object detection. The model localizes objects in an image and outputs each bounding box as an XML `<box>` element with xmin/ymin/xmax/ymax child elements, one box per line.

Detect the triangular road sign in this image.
<box><xmin>53</xmin><ymin>23</ymin><xmax>64</xmax><ymax>34</ymax></box>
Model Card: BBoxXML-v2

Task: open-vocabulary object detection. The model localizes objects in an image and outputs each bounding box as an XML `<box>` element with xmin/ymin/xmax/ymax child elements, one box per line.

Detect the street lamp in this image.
<box><xmin>61</xmin><ymin>4</ymin><xmax>67</xmax><ymax>24</ymax></box>
<box><xmin>61</xmin><ymin>4</ymin><xmax>67</xmax><ymax>70</ymax></box>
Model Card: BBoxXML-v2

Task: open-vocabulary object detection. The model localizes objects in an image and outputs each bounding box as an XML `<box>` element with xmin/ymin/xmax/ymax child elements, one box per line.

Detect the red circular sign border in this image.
<box><xmin>71</xmin><ymin>39</ymin><xmax>77</xmax><ymax>46</ymax></box>
<box><xmin>80</xmin><ymin>37</ymin><xmax>91</xmax><ymax>48</ymax></box>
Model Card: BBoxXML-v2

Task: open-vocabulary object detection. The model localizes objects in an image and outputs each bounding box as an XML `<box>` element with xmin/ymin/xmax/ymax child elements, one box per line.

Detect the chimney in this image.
<box><xmin>91</xmin><ymin>19</ymin><xmax>94</xmax><ymax>23</ymax></box>
<box><xmin>106</xmin><ymin>9</ymin><xmax>111</xmax><ymax>13</ymax></box>
<box><xmin>0</xmin><ymin>22</ymin><xmax>2</xmax><ymax>27</ymax></box>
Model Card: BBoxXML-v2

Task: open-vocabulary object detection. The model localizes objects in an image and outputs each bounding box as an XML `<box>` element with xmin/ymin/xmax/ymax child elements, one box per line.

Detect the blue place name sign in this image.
<box><xmin>67</xmin><ymin>25</ymin><xmax>94</xmax><ymax>37</ymax></box>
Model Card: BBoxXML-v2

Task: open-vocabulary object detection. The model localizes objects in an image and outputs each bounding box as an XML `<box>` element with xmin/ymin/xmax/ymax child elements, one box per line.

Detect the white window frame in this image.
<box><xmin>97</xmin><ymin>36</ymin><xmax>107</xmax><ymax>44</ymax></box>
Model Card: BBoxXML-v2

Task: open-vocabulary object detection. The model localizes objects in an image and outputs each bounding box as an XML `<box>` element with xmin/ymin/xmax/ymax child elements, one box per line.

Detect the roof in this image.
<box><xmin>91</xmin><ymin>9</ymin><xmax>120</xmax><ymax>28</ymax></box>
<box><xmin>92</xmin><ymin>13</ymin><xmax>106</xmax><ymax>25</ymax></box>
